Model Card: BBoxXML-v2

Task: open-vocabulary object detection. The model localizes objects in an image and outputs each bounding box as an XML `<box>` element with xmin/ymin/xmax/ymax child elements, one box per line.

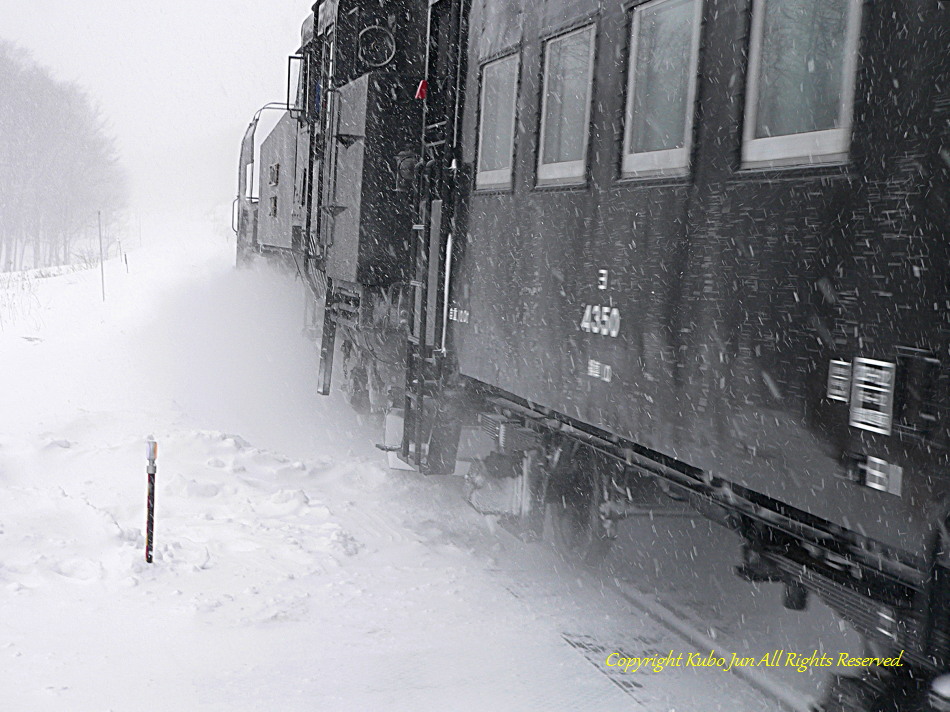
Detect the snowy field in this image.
<box><xmin>1</xmin><ymin>230</ymin><xmax>847</xmax><ymax>711</ymax></box>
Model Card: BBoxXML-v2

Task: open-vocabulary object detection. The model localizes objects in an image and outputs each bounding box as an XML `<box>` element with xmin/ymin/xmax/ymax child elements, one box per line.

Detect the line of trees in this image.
<box><xmin>0</xmin><ymin>40</ymin><xmax>127</xmax><ymax>272</ymax></box>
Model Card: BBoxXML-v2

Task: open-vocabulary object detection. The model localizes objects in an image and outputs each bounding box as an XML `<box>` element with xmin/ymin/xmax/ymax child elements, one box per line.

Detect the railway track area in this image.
<box><xmin>351</xmin><ymin>466</ymin><xmax>837</xmax><ymax>712</ymax></box>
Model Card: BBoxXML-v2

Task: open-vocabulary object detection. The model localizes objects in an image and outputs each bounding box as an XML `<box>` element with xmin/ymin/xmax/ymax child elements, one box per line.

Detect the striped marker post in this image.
<box><xmin>145</xmin><ymin>437</ymin><xmax>158</xmax><ymax>563</ymax></box>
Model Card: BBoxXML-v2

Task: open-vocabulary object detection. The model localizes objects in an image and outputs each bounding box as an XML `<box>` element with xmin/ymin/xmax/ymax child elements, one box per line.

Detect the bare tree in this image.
<box><xmin>0</xmin><ymin>40</ymin><xmax>128</xmax><ymax>271</ymax></box>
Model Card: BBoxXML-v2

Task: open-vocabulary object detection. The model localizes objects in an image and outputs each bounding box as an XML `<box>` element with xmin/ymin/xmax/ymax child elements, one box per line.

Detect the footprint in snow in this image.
<box><xmin>330</xmin><ymin>530</ymin><xmax>363</xmax><ymax>557</ymax></box>
<box><xmin>41</xmin><ymin>437</ymin><xmax>73</xmax><ymax>449</ymax></box>
<box><xmin>53</xmin><ymin>558</ymin><xmax>103</xmax><ymax>581</ymax></box>
<box><xmin>274</xmin><ymin>462</ymin><xmax>308</xmax><ymax>478</ymax></box>
<box><xmin>185</xmin><ymin>481</ymin><xmax>220</xmax><ymax>498</ymax></box>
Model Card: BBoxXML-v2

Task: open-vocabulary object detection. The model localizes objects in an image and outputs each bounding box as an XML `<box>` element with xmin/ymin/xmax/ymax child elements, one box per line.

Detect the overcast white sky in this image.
<box><xmin>3</xmin><ymin>1</ymin><xmax>308</xmax><ymax>232</ymax></box>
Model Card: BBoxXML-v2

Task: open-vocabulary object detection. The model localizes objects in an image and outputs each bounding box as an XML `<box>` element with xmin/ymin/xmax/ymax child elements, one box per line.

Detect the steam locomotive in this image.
<box><xmin>234</xmin><ymin>0</ymin><xmax>950</xmax><ymax>708</ymax></box>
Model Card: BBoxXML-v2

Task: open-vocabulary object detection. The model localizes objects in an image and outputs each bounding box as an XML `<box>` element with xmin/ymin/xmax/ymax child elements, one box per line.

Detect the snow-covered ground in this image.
<box><xmin>1</xmin><ymin>230</ymin><xmax>851</xmax><ymax>710</ymax></box>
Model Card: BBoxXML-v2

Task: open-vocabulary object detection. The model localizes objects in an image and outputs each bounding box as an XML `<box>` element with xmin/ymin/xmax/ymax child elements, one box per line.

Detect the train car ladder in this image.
<box><xmin>402</xmin><ymin>195</ymin><xmax>452</xmax><ymax>472</ymax></box>
<box><xmin>400</xmin><ymin>0</ymin><xmax>467</xmax><ymax>474</ymax></box>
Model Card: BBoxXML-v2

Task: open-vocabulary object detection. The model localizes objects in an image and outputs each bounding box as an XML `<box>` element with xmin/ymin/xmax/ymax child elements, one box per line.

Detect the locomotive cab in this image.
<box><xmin>233</xmin><ymin>14</ymin><xmax>317</xmax><ymax>265</ymax></box>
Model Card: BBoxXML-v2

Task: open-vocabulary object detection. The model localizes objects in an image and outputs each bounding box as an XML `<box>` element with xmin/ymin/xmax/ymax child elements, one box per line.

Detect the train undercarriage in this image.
<box><xmin>324</xmin><ymin>321</ymin><xmax>950</xmax><ymax>710</ymax></box>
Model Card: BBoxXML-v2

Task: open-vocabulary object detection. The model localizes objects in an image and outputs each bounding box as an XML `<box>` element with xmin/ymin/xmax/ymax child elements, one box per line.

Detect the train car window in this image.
<box><xmin>623</xmin><ymin>0</ymin><xmax>702</xmax><ymax>176</ymax></box>
<box><xmin>742</xmin><ymin>0</ymin><xmax>862</xmax><ymax>168</ymax></box>
<box><xmin>476</xmin><ymin>53</ymin><xmax>520</xmax><ymax>189</ymax></box>
<box><xmin>537</xmin><ymin>25</ymin><xmax>596</xmax><ymax>185</ymax></box>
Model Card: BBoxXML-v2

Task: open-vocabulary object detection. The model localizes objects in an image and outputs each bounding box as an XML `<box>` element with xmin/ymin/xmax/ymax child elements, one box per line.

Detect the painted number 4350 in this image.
<box><xmin>580</xmin><ymin>305</ymin><xmax>620</xmax><ymax>337</ymax></box>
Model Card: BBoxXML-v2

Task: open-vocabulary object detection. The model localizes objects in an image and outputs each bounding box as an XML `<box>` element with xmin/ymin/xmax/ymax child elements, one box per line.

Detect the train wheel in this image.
<box><xmin>547</xmin><ymin>447</ymin><xmax>613</xmax><ymax>566</ymax></box>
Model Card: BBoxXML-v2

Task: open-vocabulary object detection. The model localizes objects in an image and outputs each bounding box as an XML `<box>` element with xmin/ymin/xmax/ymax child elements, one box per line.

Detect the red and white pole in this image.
<box><xmin>145</xmin><ymin>437</ymin><xmax>157</xmax><ymax>563</ymax></box>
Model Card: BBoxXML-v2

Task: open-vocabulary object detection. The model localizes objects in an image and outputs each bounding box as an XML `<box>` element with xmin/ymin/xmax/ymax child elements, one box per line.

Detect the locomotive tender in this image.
<box><xmin>234</xmin><ymin>0</ymin><xmax>950</xmax><ymax>707</ymax></box>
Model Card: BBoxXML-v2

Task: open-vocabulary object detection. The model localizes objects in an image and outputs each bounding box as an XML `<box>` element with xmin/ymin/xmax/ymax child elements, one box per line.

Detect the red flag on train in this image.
<box><xmin>415</xmin><ymin>79</ymin><xmax>428</xmax><ymax>100</ymax></box>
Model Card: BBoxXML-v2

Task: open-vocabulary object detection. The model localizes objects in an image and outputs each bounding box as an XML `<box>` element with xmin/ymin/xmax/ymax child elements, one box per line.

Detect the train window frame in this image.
<box><xmin>475</xmin><ymin>52</ymin><xmax>521</xmax><ymax>190</ymax></box>
<box><xmin>741</xmin><ymin>0</ymin><xmax>863</xmax><ymax>169</ymax></box>
<box><xmin>622</xmin><ymin>0</ymin><xmax>703</xmax><ymax>177</ymax></box>
<box><xmin>536</xmin><ymin>24</ymin><xmax>597</xmax><ymax>186</ymax></box>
